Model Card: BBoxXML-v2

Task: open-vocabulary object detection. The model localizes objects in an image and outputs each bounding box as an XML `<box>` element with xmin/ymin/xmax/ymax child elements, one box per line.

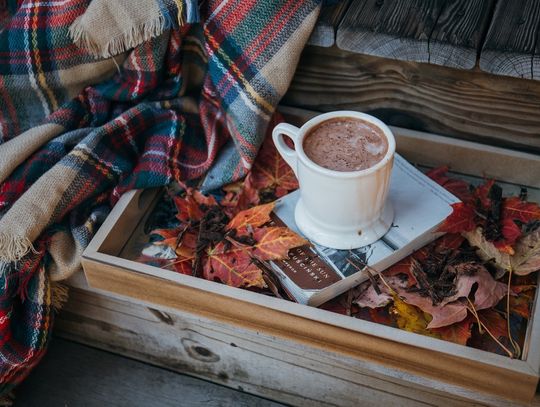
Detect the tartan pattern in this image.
<box><xmin>0</xmin><ymin>0</ymin><xmax>320</xmax><ymax>395</ymax></box>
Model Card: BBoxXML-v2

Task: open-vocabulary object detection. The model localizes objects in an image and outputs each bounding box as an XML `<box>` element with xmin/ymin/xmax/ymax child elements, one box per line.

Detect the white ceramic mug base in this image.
<box><xmin>294</xmin><ymin>198</ymin><xmax>394</xmax><ymax>250</ymax></box>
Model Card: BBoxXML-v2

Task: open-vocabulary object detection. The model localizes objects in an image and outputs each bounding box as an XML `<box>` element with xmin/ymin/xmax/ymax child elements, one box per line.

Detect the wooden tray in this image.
<box><xmin>82</xmin><ymin>107</ymin><xmax>540</xmax><ymax>406</ymax></box>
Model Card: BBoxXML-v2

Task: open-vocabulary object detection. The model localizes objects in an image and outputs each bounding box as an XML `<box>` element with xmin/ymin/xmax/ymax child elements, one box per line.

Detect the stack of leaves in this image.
<box><xmin>146</xmin><ymin>134</ymin><xmax>303</xmax><ymax>290</ymax></box>
<box><xmin>138</xmin><ymin>131</ymin><xmax>540</xmax><ymax>357</ymax></box>
<box><xmin>350</xmin><ymin>169</ymin><xmax>540</xmax><ymax>356</ymax></box>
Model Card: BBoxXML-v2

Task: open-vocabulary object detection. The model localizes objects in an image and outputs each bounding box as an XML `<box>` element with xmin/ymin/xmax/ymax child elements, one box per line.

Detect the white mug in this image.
<box><xmin>272</xmin><ymin>111</ymin><xmax>395</xmax><ymax>250</ymax></box>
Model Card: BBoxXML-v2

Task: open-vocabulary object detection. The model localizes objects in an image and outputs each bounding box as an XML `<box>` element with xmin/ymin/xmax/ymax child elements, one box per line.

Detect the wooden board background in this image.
<box><xmin>284</xmin><ymin>46</ymin><xmax>540</xmax><ymax>153</ymax></box>
<box><xmin>313</xmin><ymin>0</ymin><xmax>540</xmax><ymax>79</ymax></box>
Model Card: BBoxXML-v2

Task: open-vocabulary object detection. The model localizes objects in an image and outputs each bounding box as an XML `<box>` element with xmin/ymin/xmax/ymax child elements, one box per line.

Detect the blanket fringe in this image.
<box><xmin>51</xmin><ymin>281</ymin><xmax>69</xmax><ymax>310</ymax></box>
<box><xmin>0</xmin><ymin>234</ymin><xmax>37</xmax><ymax>263</ymax></box>
<box><xmin>69</xmin><ymin>13</ymin><xmax>171</xmax><ymax>59</ymax></box>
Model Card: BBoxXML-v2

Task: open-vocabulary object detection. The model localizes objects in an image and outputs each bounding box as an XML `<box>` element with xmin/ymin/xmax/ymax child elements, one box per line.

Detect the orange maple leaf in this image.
<box><xmin>226</xmin><ymin>202</ymin><xmax>275</xmax><ymax>231</ymax></box>
<box><xmin>251</xmin><ymin>227</ymin><xmax>308</xmax><ymax>260</ymax></box>
<box><xmin>204</xmin><ymin>242</ymin><xmax>265</xmax><ymax>288</ymax></box>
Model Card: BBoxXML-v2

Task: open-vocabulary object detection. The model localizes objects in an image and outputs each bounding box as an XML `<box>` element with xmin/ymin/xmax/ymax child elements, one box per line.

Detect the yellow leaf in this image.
<box><xmin>390</xmin><ymin>295</ymin><xmax>440</xmax><ymax>338</ymax></box>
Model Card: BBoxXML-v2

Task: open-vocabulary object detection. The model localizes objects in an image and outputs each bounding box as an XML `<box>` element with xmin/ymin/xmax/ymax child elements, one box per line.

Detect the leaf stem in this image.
<box><xmin>506</xmin><ymin>268</ymin><xmax>521</xmax><ymax>358</ymax></box>
<box><xmin>466</xmin><ymin>299</ymin><xmax>514</xmax><ymax>358</ymax></box>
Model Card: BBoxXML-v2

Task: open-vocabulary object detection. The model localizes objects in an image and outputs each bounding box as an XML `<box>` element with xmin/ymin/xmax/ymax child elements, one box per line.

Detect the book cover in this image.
<box><xmin>269</xmin><ymin>154</ymin><xmax>460</xmax><ymax>306</ymax></box>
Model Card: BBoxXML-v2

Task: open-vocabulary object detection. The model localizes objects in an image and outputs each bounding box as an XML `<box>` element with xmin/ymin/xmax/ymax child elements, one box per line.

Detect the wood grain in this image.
<box><xmin>80</xmin><ymin>259</ymin><xmax>537</xmax><ymax>406</ymax></box>
<box><xmin>307</xmin><ymin>1</ymin><xmax>351</xmax><ymax>47</ymax></box>
<box><xmin>428</xmin><ymin>0</ymin><xmax>495</xmax><ymax>69</ymax></box>
<box><xmin>284</xmin><ymin>46</ymin><xmax>540</xmax><ymax>153</ymax></box>
<box><xmin>336</xmin><ymin>0</ymin><xmax>444</xmax><ymax>63</ymax></box>
<box><xmin>16</xmin><ymin>338</ymin><xmax>280</xmax><ymax>407</ymax></box>
<box><xmin>56</xmin><ymin>284</ymin><xmax>493</xmax><ymax>407</ymax></box>
<box><xmin>480</xmin><ymin>0</ymin><xmax>540</xmax><ymax>79</ymax></box>
<box><xmin>280</xmin><ymin>106</ymin><xmax>540</xmax><ymax>189</ymax></box>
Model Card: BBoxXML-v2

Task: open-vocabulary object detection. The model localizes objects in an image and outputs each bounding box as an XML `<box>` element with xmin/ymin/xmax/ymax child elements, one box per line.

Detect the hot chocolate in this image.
<box><xmin>303</xmin><ymin>118</ymin><xmax>388</xmax><ymax>172</ymax></box>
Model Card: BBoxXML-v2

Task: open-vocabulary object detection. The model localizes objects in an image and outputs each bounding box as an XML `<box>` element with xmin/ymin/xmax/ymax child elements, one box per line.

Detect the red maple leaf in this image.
<box><xmin>250</xmin><ymin>135</ymin><xmax>299</xmax><ymax>197</ymax></box>
<box><xmin>174</xmin><ymin>195</ymin><xmax>204</xmax><ymax>222</ymax></box>
<box><xmin>493</xmin><ymin>218</ymin><xmax>521</xmax><ymax>254</ymax></box>
<box><xmin>426</xmin><ymin>166</ymin><xmax>472</xmax><ymax>202</ymax></box>
<box><xmin>430</xmin><ymin>314</ymin><xmax>474</xmax><ymax>346</ymax></box>
<box><xmin>204</xmin><ymin>242</ymin><xmax>265</xmax><ymax>288</ymax></box>
<box><xmin>436</xmin><ymin>233</ymin><xmax>465</xmax><ymax>250</ymax></box>
<box><xmin>474</xmin><ymin>179</ymin><xmax>495</xmax><ymax>209</ymax></box>
<box><xmin>501</xmin><ymin>197</ymin><xmax>540</xmax><ymax>224</ymax></box>
<box><xmin>438</xmin><ymin>202</ymin><xmax>477</xmax><ymax>233</ymax></box>
<box><xmin>220</xmin><ymin>117</ymin><xmax>298</xmax><ymax>215</ymax></box>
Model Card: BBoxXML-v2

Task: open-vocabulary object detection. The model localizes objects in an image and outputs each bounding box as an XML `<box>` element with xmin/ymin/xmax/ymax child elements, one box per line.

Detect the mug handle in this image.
<box><xmin>272</xmin><ymin>123</ymin><xmax>301</xmax><ymax>177</ymax></box>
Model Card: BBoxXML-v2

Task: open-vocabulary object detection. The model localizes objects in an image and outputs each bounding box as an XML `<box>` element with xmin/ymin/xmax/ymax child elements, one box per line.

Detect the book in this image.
<box><xmin>269</xmin><ymin>154</ymin><xmax>460</xmax><ymax>307</ymax></box>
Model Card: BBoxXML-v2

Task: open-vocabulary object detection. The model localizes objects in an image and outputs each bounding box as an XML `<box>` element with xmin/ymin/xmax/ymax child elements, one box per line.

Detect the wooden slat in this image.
<box><xmin>280</xmin><ymin>106</ymin><xmax>540</xmax><ymax>190</ymax></box>
<box><xmin>56</xmin><ymin>284</ymin><xmax>501</xmax><ymax>407</ymax></box>
<box><xmin>336</xmin><ymin>0</ymin><xmax>445</xmax><ymax>63</ymax></box>
<box><xmin>479</xmin><ymin>0</ymin><xmax>540</xmax><ymax>79</ymax></box>
<box><xmin>307</xmin><ymin>1</ymin><xmax>351</xmax><ymax>47</ymax></box>
<box><xmin>428</xmin><ymin>0</ymin><xmax>495</xmax><ymax>69</ymax></box>
<box><xmin>284</xmin><ymin>46</ymin><xmax>540</xmax><ymax>153</ymax></box>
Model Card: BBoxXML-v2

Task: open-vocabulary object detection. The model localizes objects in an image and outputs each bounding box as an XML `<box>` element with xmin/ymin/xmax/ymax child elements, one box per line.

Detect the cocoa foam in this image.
<box><xmin>303</xmin><ymin>118</ymin><xmax>388</xmax><ymax>172</ymax></box>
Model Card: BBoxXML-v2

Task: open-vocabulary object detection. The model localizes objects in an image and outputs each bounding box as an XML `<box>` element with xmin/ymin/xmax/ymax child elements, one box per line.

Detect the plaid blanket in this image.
<box><xmin>0</xmin><ymin>0</ymin><xmax>320</xmax><ymax>396</ymax></box>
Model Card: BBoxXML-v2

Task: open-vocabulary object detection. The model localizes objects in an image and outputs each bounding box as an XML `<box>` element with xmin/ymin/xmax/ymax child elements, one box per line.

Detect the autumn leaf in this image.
<box><xmin>511</xmin><ymin>227</ymin><xmax>540</xmax><ymax>275</ymax></box>
<box><xmin>426</xmin><ymin>166</ymin><xmax>473</xmax><ymax>202</ymax></box>
<box><xmin>226</xmin><ymin>202</ymin><xmax>275</xmax><ymax>231</ymax></box>
<box><xmin>468</xmin><ymin>309</ymin><xmax>513</xmax><ymax>356</ymax></box>
<box><xmin>152</xmin><ymin>227</ymin><xmax>197</xmax><ymax>257</ymax></box>
<box><xmin>502</xmin><ymin>197</ymin><xmax>540</xmax><ymax>224</ymax></box>
<box><xmin>509</xmin><ymin>285</ymin><xmax>535</xmax><ymax>319</ymax></box>
<box><xmin>398</xmin><ymin>291</ymin><xmax>469</xmax><ymax>329</ymax></box>
<box><xmin>174</xmin><ymin>195</ymin><xmax>204</xmax><ymax>222</ymax></box>
<box><xmin>438</xmin><ymin>202</ymin><xmax>477</xmax><ymax>233</ymax></box>
<box><xmin>250</xmin><ymin>134</ymin><xmax>299</xmax><ymax>197</ymax></box>
<box><xmin>474</xmin><ymin>179</ymin><xmax>495</xmax><ymax>210</ymax></box>
<box><xmin>220</xmin><ymin>177</ymin><xmax>259</xmax><ymax>215</ymax></box>
<box><xmin>436</xmin><ymin>233</ymin><xmax>465</xmax><ymax>250</ymax></box>
<box><xmin>354</xmin><ymin>281</ymin><xmax>393</xmax><ymax>309</ymax></box>
<box><xmin>152</xmin><ymin>227</ymin><xmax>183</xmax><ymax>249</ymax></box>
<box><xmin>192</xmin><ymin>189</ymin><xmax>218</xmax><ymax>207</ymax></box>
<box><xmin>430</xmin><ymin>315</ymin><xmax>474</xmax><ymax>346</ymax></box>
<box><xmin>384</xmin><ymin>260</ymin><xmax>418</xmax><ymax>287</ymax></box>
<box><xmin>478</xmin><ymin>309</ymin><xmax>508</xmax><ymax>340</ymax></box>
<box><xmin>440</xmin><ymin>267</ymin><xmax>507</xmax><ymax>310</ymax></box>
<box><xmin>220</xmin><ymin>122</ymin><xmax>299</xmax><ymax>215</ymax></box>
<box><xmin>251</xmin><ymin>227</ymin><xmax>308</xmax><ymax>260</ymax></box>
<box><xmin>169</xmin><ymin>257</ymin><xmax>194</xmax><ymax>276</ymax></box>
<box><xmin>368</xmin><ymin>307</ymin><xmax>395</xmax><ymax>326</ymax></box>
<box><xmin>391</xmin><ymin>295</ymin><xmax>440</xmax><ymax>338</ymax></box>
<box><xmin>463</xmin><ymin>228</ymin><xmax>511</xmax><ymax>277</ymax></box>
<box><xmin>205</xmin><ymin>242</ymin><xmax>265</xmax><ymax>288</ymax></box>
<box><xmin>494</xmin><ymin>218</ymin><xmax>521</xmax><ymax>252</ymax></box>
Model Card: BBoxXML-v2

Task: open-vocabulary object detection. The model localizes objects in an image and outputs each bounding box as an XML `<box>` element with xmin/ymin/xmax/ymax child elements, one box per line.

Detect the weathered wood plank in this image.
<box><xmin>479</xmin><ymin>0</ymin><xmax>540</xmax><ymax>79</ymax></box>
<box><xmin>283</xmin><ymin>46</ymin><xmax>540</xmax><ymax>153</ymax></box>
<box><xmin>56</xmin><ymin>283</ymin><xmax>491</xmax><ymax>407</ymax></box>
<box><xmin>16</xmin><ymin>338</ymin><xmax>282</xmax><ymax>407</ymax></box>
<box><xmin>336</xmin><ymin>0</ymin><xmax>444</xmax><ymax>63</ymax></box>
<box><xmin>428</xmin><ymin>0</ymin><xmax>495</xmax><ymax>69</ymax></box>
<box><xmin>308</xmin><ymin>0</ymin><xmax>352</xmax><ymax>47</ymax></box>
